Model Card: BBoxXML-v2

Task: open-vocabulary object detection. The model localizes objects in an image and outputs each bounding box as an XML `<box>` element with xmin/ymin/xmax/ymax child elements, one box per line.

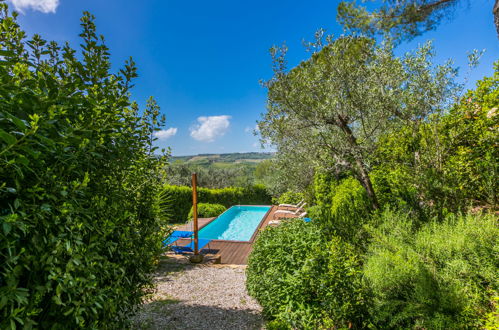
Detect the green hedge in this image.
<box><xmin>188</xmin><ymin>203</ymin><xmax>226</xmax><ymax>219</ymax></box>
<box><xmin>163</xmin><ymin>184</ymin><xmax>271</xmax><ymax>221</ymax></box>
<box><xmin>0</xmin><ymin>8</ymin><xmax>169</xmax><ymax>328</ymax></box>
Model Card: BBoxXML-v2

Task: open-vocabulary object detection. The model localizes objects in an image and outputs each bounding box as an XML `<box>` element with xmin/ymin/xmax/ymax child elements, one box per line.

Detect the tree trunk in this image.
<box><xmin>494</xmin><ymin>0</ymin><xmax>499</xmax><ymax>39</ymax></box>
<box><xmin>336</xmin><ymin>115</ymin><xmax>380</xmax><ymax>210</ymax></box>
<box><xmin>355</xmin><ymin>158</ymin><xmax>380</xmax><ymax>210</ymax></box>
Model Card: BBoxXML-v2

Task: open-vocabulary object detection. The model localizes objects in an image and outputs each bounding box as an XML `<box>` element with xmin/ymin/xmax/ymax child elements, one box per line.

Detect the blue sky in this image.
<box><xmin>9</xmin><ymin>0</ymin><xmax>498</xmax><ymax>156</ymax></box>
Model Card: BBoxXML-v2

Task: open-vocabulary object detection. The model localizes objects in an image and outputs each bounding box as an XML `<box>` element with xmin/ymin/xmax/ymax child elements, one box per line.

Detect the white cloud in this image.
<box><xmin>190</xmin><ymin>115</ymin><xmax>231</xmax><ymax>142</ymax></box>
<box><xmin>154</xmin><ymin>127</ymin><xmax>177</xmax><ymax>140</ymax></box>
<box><xmin>8</xmin><ymin>0</ymin><xmax>60</xmax><ymax>13</ymax></box>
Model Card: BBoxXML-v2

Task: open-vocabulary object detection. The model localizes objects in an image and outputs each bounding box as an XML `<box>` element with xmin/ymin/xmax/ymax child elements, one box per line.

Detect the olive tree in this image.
<box><xmin>258</xmin><ymin>35</ymin><xmax>457</xmax><ymax>210</ymax></box>
<box><xmin>338</xmin><ymin>0</ymin><xmax>499</xmax><ymax>41</ymax></box>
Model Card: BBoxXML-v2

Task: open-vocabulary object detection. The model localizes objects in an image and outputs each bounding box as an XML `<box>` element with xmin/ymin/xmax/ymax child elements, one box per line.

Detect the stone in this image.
<box><xmin>189</xmin><ymin>254</ymin><xmax>204</xmax><ymax>263</ymax></box>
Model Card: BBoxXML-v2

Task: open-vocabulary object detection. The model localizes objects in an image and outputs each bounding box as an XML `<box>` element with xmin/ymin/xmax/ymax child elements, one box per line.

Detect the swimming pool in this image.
<box><xmin>198</xmin><ymin>205</ymin><xmax>271</xmax><ymax>241</ymax></box>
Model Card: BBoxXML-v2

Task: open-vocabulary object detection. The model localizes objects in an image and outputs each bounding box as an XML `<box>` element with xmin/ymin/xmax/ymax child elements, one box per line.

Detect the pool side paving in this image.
<box><xmin>169</xmin><ymin>206</ymin><xmax>278</xmax><ymax>265</ymax></box>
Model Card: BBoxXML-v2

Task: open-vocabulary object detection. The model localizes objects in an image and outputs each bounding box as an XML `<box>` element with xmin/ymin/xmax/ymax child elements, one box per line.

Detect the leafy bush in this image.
<box><xmin>313</xmin><ymin>171</ymin><xmax>335</xmax><ymax>209</ymax></box>
<box><xmin>374</xmin><ymin>62</ymin><xmax>499</xmax><ymax>216</ymax></box>
<box><xmin>0</xmin><ymin>6</ymin><xmax>169</xmax><ymax>328</ymax></box>
<box><xmin>364</xmin><ymin>209</ymin><xmax>498</xmax><ymax>329</ymax></box>
<box><xmin>188</xmin><ymin>203</ymin><xmax>226</xmax><ymax>219</ymax></box>
<box><xmin>275</xmin><ymin>191</ymin><xmax>304</xmax><ymax>205</ymax></box>
<box><xmin>163</xmin><ymin>184</ymin><xmax>271</xmax><ymax>221</ymax></box>
<box><xmin>304</xmin><ymin>205</ymin><xmax>322</xmax><ymax>220</ymax></box>
<box><xmin>316</xmin><ymin>177</ymin><xmax>372</xmax><ymax>247</ymax></box>
<box><xmin>371</xmin><ymin>167</ymin><xmax>420</xmax><ymax>212</ymax></box>
<box><xmin>483</xmin><ymin>296</ymin><xmax>499</xmax><ymax>329</ymax></box>
<box><xmin>247</xmin><ymin>221</ymin><xmax>370</xmax><ymax>328</ymax></box>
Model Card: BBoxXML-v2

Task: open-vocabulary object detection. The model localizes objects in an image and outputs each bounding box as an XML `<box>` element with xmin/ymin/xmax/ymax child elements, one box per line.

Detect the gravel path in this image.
<box><xmin>132</xmin><ymin>259</ymin><xmax>264</xmax><ymax>330</ymax></box>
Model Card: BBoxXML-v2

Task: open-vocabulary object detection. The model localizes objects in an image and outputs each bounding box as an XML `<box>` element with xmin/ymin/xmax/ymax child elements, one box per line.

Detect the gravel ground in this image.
<box><xmin>132</xmin><ymin>259</ymin><xmax>264</xmax><ymax>330</ymax></box>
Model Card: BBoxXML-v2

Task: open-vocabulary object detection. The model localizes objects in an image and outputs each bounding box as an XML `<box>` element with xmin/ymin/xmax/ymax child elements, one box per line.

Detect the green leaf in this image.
<box><xmin>15</xmin><ymin>155</ymin><xmax>29</xmax><ymax>166</ymax></box>
<box><xmin>0</xmin><ymin>49</ymin><xmax>15</xmax><ymax>56</ymax></box>
<box><xmin>7</xmin><ymin>114</ymin><xmax>27</xmax><ymax>130</ymax></box>
<box><xmin>3</xmin><ymin>222</ymin><xmax>11</xmax><ymax>235</ymax></box>
<box><xmin>0</xmin><ymin>128</ymin><xmax>16</xmax><ymax>145</ymax></box>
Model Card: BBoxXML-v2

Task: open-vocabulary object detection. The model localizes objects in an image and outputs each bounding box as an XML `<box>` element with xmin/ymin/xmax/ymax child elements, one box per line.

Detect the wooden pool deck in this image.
<box><xmin>168</xmin><ymin>205</ymin><xmax>282</xmax><ymax>265</ymax></box>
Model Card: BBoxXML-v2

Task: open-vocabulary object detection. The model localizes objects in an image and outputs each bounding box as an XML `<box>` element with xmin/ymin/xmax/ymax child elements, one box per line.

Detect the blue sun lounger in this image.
<box><xmin>171</xmin><ymin>238</ymin><xmax>212</xmax><ymax>254</ymax></box>
<box><xmin>162</xmin><ymin>230</ymin><xmax>193</xmax><ymax>247</ymax></box>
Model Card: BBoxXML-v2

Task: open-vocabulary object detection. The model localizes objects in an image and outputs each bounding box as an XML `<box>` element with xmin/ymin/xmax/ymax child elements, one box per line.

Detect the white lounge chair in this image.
<box><xmin>278</xmin><ymin>201</ymin><xmax>306</xmax><ymax>210</ymax></box>
<box><xmin>274</xmin><ymin>205</ymin><xmax>305</xmax><ymax>215</ymax></box>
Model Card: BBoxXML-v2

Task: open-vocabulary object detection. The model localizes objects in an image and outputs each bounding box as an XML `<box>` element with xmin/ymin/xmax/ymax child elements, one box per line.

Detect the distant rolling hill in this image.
<box><xmin>171</xmin><ymin>152</ymin><xmax>274</xmax><ymax>166</ymax></box>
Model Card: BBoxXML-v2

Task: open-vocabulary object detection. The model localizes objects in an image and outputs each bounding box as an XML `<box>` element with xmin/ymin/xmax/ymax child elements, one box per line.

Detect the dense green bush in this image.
<box><xmin>313</xmin><ymin>171</ymin><xmax>335</xmax><ymax>209</ymax></box>
<box><xmin>275</xmin><ymin>191</ymin><xmax>304</xmax><ymax>205</ymax></box>
<box><xmin>364</xmin><ymin>209</ymin><xmax>498</xmax><ymax>329</ymax></box>
<box><xmin>314</xmin><ymin>177</ymin><xmax>372</xmax><ymax>247</ymax></box>
<box><xmin>374</xmin><ymin>62</ymin><xmax>498</xmax><ymax>216</ymax></box>
<box><xmin>0</xmin><ymin>5</ymin><xmax>169</xmax><ymax>328</ymax></box>
<box><xmin>163</xmin><ymin>184</ymin><xmax>271</xmax><ymax>221</ymax></box>
<box><xmin>247</xmin><ymin>221</ymin><xmax>370</xmax><ymax>328</ymax></box>
<box><xmin>304</xmin><ymin>205</ymin><xmax>322</xmax><ymax>220</ymax></box>
<box><xmin>188</xmin><ymin>203</ymin><xmax>226</xmax><ymax>219</ymax></box>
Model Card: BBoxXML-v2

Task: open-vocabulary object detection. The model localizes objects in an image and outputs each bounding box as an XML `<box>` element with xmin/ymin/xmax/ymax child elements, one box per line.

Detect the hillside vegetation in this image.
<box><xmin>166</xmin><ymin>152</ymin><xmax>274</xmax><ymax>188</ymax></box>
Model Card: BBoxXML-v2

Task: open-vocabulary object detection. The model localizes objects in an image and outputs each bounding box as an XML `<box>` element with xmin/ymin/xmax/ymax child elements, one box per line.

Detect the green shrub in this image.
<box><xmin>304</xmin><ymin>205</ymin><xmax>322</xmax><ymax>220</ymax></box>
<box><xmin>163</xmin><ymin>184</ymin><xmax>271</xmax><ymax>221</ymax></box>
<box><xmin>0</xmin><ymin>6</ymin><xmax>169</xmax><ymax>328</ymax></box>
<box><xmin>313</xmin><ymin>171</ymin><xmax>335</xmax><ymax>209</ymax></box>
<box><xmin>364</xmin><ymin>209</ymin><xmax>498</xmax><ymax>329</ymax></box>
<box><xmin>188</xmin><ymin>203</ymin><xmax>226</xmax><ymax>219</ymax></box>
<box><xmin>247</xmin><ymin>221</ymin><xmax>370</xmax><ymax>328</ymax></box>
<box><xmin>373</xmin><ymin>62</ymin><xmax>499</xmax><ymax>216</ymax></box>
<box><xmin>317</xmin><ymin>177</ymin><xmax>372</xmax><ymax>247</ymax></box>
<box><xmin>483</xmin><ymin>296</ymin><xmax>499</xmax><ymax>330</ymax></box>
<box><xmin>371</xmin><ymin>167</ymin><xmax>421</xmax><ymax>214</ymax></box>
<box><xmin>276</xmin><ymin>191</ymin><xmax>304</xmax><ymax>205</ymax></box>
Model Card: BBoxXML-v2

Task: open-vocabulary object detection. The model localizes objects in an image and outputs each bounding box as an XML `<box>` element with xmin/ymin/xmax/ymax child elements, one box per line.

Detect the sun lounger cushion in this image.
<box><xmin>162</xmin><ymin>230</ymin><xmax>193</xmax><ymax>247</ymax></box>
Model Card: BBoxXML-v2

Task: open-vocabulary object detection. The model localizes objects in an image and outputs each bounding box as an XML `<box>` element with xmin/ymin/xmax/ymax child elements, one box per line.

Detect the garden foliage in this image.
<box><xmin>374</xmin><ymin>62</ymin><xmax>498</xmax><ymax>216</ymax></box>
<box><xmin>364</xmin><ymin>210</ymin><xmax>498</xmax><ymax>328</ymax></box>
<box><xmin>187</xmin><ymin>203</ymin><xmax>226</xmax><ymax>220</ymax></box>
<box><xmin>274</xmin><ymin>191</ymin><xmax>304</xmax><ymax>205</ymax></box>
<box><xmin>163</xmin><ymin>184</ymin><xmax>271</xmax><ymax>221</ymax></box>
<box><xmin>0</xmin><ymin>4</ymin><xmax>169</xmax><ymax>328</ymax></box>
<box><xmin>249</xmin><ymin>57</ymin><xmax>498</xmax><ymax>329</ymax></box>
<box><xmin>247</xmin><ymin>221</ymin><xmax>370</xmax><ymax>328</ymax></box>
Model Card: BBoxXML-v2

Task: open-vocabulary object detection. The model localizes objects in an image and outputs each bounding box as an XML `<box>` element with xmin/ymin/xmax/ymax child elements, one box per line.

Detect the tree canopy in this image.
<box><xmin>337</xmin><ymin>0</ymin><xmax>499</xmax><ymax>41</ymax></box>
<box><xmin>258</xmin><ymin>36</ymin><xmax>458</xmax><ymax>209</ymax></box>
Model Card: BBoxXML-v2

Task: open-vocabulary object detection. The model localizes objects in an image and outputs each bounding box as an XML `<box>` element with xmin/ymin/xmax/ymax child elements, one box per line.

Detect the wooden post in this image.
<box><xmin>192</xmin><ymin>173</ymin><xmax>199</xmax><ymax>255</ymax></box>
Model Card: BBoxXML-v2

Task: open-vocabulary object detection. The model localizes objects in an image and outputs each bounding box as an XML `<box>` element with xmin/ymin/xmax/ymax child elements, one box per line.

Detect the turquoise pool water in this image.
<box><xmin>198</xmin><ymin>205</ymin><xmax>270</xmax><ymax>241</ymax></box>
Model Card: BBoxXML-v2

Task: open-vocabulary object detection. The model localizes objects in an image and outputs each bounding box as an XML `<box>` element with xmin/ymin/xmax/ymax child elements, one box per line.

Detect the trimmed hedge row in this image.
<box><xmin>188</xmin><ymin>203</ymin><xmax>227</xmax><ymax>219</ymax></box>
<box><xmin>164</xmin><ymin>184</ymin><xmax>271</xmax><ymax>221</ymax></box>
